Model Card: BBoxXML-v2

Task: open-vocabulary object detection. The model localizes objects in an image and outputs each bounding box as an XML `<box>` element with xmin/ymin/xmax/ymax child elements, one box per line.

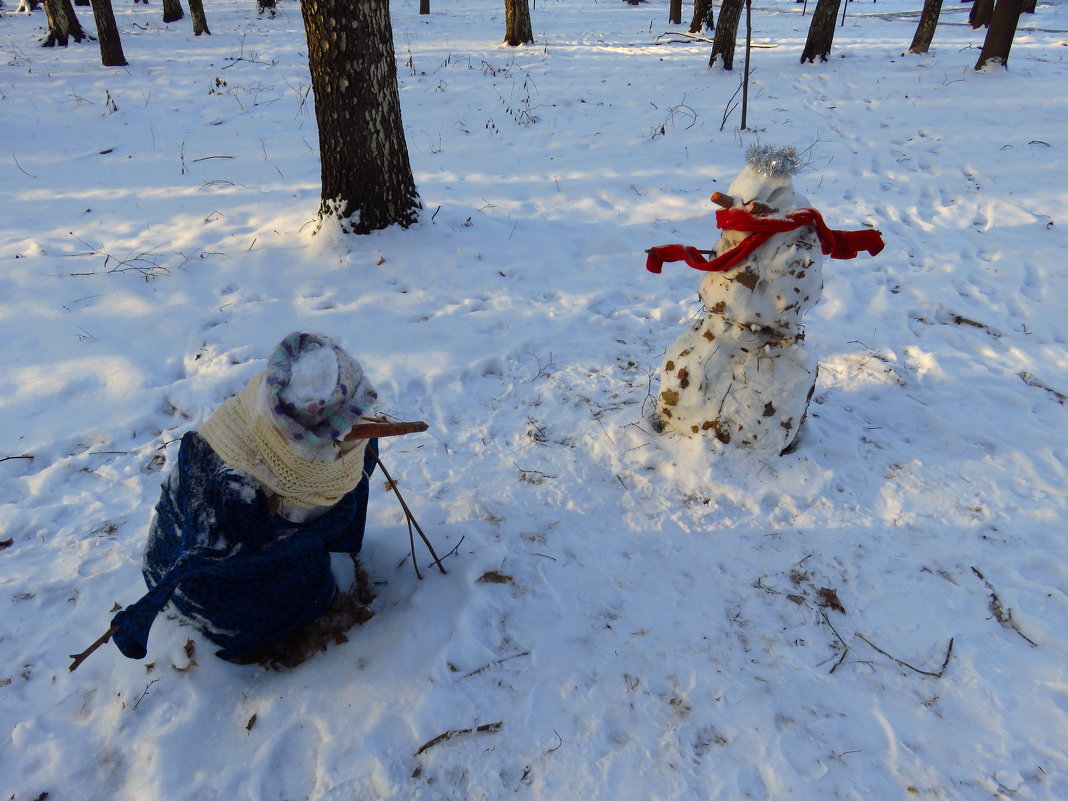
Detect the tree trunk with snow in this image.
<box><xmin>41</xmin><ymin>0</ymin><xmax>88</xmax><ymax>46</ymax></box>
<box><xmin>504</xmin><ymin>0</ymin><xmax>533</xmax><ymax>46</ymax></box>
<box><xmin>909</xmin><ymin>0</ymin><xmax>943</xmax><ymax>54</ymax></box>
<box><xmin>708</xmin><ymin>0</ymin><xmax>743</xmax><ymax>69</ymax></box>
<box><xmin>669</xmin><ymin>0</ymin><xmax>682</xmax><ymax>25</ymax></box>
<box><xmin>161</xmin><ymin>0</ymin><xmax>183</xmax><ymax>23</ymax></box>
<box><xmin>800</xmin><ymin>0</ymin><xmax>842</xmax><ymax>63</ymax></box>
<box><xmin>975</xmin><ymin>0</ymin><xmax>1024</xmax><ymax>68</ymax></box>
<box><xmin>188</xmin><ymin>0</ymin><xmax>209</xmax><ymax>34</ymax></box>
<box><xmin>689</xmin><ymin>0</ymin><xmax>713</xmax><ymax>33</ymax></box>
<box><xmin>301</xmin><ymin>0</ymin><xmax>420</xmax><ymax>234</ymax></box>
<box><xmin>90</xmin><ymin>0</ymin><xmax>127</xmax><ymax>65</ymax></box>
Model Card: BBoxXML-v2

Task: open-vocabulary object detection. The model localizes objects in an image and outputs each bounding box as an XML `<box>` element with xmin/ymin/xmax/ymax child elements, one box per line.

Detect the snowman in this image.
<box><xmin>646</xmin><ymin>145</ymin><xmax>884</xmax><ymax>453</ymax></box>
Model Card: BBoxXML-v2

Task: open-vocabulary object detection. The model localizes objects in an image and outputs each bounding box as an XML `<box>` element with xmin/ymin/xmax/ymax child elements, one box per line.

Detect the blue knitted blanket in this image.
<box><xmin>112</xmin><ymin>431</ymin><xmax>376</xmax><ymax>662</ymax></box>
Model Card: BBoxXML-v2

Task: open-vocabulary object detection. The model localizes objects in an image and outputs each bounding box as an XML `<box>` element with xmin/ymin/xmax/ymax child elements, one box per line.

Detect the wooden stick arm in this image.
<box><xmin>343</xmin><ymin>420</ymin><xmax>429</xmax><ymax>442</ymax></box>
<box><xmin>69</xmin><ymin>622</ymin><xmax>119</xmax><ymax>672</ymax></box>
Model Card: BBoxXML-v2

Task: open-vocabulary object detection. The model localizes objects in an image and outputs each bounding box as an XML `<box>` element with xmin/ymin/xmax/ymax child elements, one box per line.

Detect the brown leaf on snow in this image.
<box><xmin>476</xmin><ymin>571</ymin><xmax>515</xmax><ymax>586</ymax></box>
<box><xmin>817</xmin><ymin>587</ymin><xmax>846</xmax><ymax>614</ymax></box>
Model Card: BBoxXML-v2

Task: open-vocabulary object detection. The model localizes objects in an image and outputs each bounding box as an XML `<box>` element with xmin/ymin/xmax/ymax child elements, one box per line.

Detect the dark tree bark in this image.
<box><xmin>689</xmin><ymin>0</ymin><xmax>713</xmax><ymax>34</ymax></box>
<box><xmin>669</xmin><ymin>0</ymin><xmax>682</xmax><ymax>24</ymax></box>
<box><xmin>89</xmin><ymin>0</ymin><xmax>127</xmax><ymax>65</ymax></box>
<box><xmin>908</xmin><ymin>0</ymin><xmax>943</xmax><ymax>54</ymax></box>
<box><xmin>74</xmin><ymin>0</ymin><xmax>88</xmax><ymax>6</ymax></box>
<box><xmin>800</xmin><ymin>0</ymin><xmax>842</xmax><ymax>63</ymax></box>
<box><xmin>975</xmin><ymin>0</ymin><xmax>1024</xmax><ymax>69</ymax></box>
<box><xmin>1022</xmin><ymin>0</ymin><xmax>1035</xmax><ymax>12</ymax></box>
<box><xmin>419</xmin><ymin>0</ymin><xmax>430</xmax><ymax>14</ymax></box>
<box><xmin>189</xmin><ymin>0</ymin><xmax>209</xmax><ymax>34</ymax></box>
<box><xmin>257</xmin><ymin>0</ymin><xmax>277</xmax><ymax>17</ymax></box>
<box><xmin>708</xmin><ymin>0</ymin><xmax>743</xmax><ymax>69</ymax></box>
<box><xmin>969</xmin><ymin>0</ymin><xmax>993</xmax><ymax>27</ymax></box>
<box><xmin>161</xmin><ymin>0</ymin><xmax>183</xmax><ymax>23</ymax></box>
<box><xmin>41</xmin><ymin>0</ymin><xmax>88</xmax><ymax>46</ymax></box>
<box><xmin>504</xmin><ymin>0</ymin><xmax>533</xmax><ymax>46</ymax></box>
<box><xmin>301</xmin><ymin>0</ymin><xmax>420</xmax><ymax>234</ymax></box>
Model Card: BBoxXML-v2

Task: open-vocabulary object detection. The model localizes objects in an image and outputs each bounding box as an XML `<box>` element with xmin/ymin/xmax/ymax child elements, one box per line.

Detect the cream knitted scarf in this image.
<box><xmin>199</xmin><ymin>373</ymin><xmax>369</xmax><ymax>509</ymax></box>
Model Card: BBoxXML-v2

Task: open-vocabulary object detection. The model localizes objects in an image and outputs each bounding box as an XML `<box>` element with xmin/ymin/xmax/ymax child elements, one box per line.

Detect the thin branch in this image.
<box><xmin>818</xmin><ymin>607</ymin><xmax>850</xmax><ymax>674</ymax></box>
<box><xmin>857</xmin><ymin>634</ymin><xmax>954</xmax><ymax>678</ymax></box>
<box><xmin>69</xmin><ymin>622</ymin><xmax>120</xmax><ymax>672</ymax></box>
<box><xmin>1</xmin><ymin>455</ymin><xmax>34</xmax><ymax>463</ymax></box>
<box><xmin>371</xmin><ymin>451</ymin><xmax>446</xmax><ymax>576</ymax></box>
<box><xmin>415</xmin><ymin>721</ymin><xmax>503</xmax><ymax>756</ymax></box>
<box><xmin>12</xmin><ymin>153</ymin><xmax>37</xmax><ymax>178</ymax></box>
<box><xmin>458</xmin><ymin>650</ymin><xmax>531</xmax><ymax>681</ymax></box>
<box><xmin>971</xmin><ymin>566</ymin><xmax>1039</xmax><ymax>647</ymax></box>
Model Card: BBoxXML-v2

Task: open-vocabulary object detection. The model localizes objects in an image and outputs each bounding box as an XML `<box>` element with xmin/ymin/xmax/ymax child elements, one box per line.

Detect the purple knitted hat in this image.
<box><xmin>264</xmin><ymin>332</ymin><xmax>378</xmax><ymax>444</ymax></box>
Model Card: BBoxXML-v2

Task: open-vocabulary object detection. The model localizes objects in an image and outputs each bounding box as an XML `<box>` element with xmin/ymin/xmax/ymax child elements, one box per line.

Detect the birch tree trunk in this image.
<box><xmin>709</xmin><ymin>0</ymin><xmax>744</xmax><ymax>70</ymax></box>
<box><xmin>41</xmin><ymin>0</ymin><xmax>88</xmax><ymax>46</ymax></box>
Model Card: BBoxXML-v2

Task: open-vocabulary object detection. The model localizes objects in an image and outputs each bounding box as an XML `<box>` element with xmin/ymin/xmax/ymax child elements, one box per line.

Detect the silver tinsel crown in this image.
<box><xmin>746</xmin><ymin>144</ymin><xmax>803</xmax><ymax>177</ymax></box>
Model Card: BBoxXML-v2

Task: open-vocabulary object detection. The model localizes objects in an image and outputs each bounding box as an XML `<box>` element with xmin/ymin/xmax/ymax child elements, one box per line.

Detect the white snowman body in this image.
<box><xmin>657</xmin><ymin>161</ymin><xmax>824</xmax><ymax>453</ymax></box>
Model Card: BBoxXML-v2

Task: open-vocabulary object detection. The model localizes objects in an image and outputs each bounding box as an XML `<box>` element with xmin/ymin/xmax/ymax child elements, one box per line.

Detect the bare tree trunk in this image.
<box><xmin>189</xmin><ymin>0</ymin><xmax>209</xmax><ymax>34</ymax></box>
<box><xmin>41</xmin><ymin>0</ymin><xmax>88</xmax><ymax>46</ymax></box>
<box><xmin>689</xmin><ymin>0</ymin><xmax>713</xmax><ymax>33</ymax></box>
<box><xmin>419</xmin><ymin>0</ymin><xmax>430</xmax><ymax>13</ymax></box>
<box><xmin>908</xmin><ymin>0</ymin><xmax>943</xmax><ymax>53</ymax></box>
<box><xmin>669</xmin><ymin>0</ymin><xmax>682</xmax><ymax>24</ymax></box>
<box><xmin>90</xmin><ymin>0</ymin><xmax>127</xmax><ymax>65</ymax></box>
<box><xmin>300</xmin><ymin>0</ymin><xmax>420</xmax><ymax>234</ymax></box>
<box><xmin>709</xmin><ymin>0</ymin><xmax>744</xmax><ymax>69</ymax></box>
<box><xmin>1022</xmin><ymin>0</ymin><xmax>1035</xmax><ymax>12</ymax></box>
<box><xmin>161</xmin><ymin>0</ymin><xmax>182</xmax><ymax>23</ymax></box>
<box><xmin>969</xmin><ymin>0</ymin><xmax>993</xmax><ymax>27</ymax></box>
<box><xmin>504</xmin><ymin>0</ymin><xmax>533</xmax><ymax>46</ymax></box>
<box><xmin>257</xmin><ymin>0</ymin><xmax>277</xmax><ymax>17</ymax></box>
<box><xmin>975</xmin><ymin>0</ymin><xmax>1024</xmax><ymax>68</ymax></box>
<box><xmin>740</xmin><ymin>0</ymin><xmax>752</xmax><ymax>128</ymax></box>
<box><xmin>800</xmin><ymin>0</ymin><xmax>842</xmax><ymax>63</ymax></box>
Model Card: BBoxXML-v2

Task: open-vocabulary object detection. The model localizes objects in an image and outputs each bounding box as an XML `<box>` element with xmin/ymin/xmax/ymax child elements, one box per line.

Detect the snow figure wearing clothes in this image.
<box><xmin>646</xmin><ymin>146</ymin><xmax>885</xmax><ymax>453</ymax></box>
<box><xmin>111</xmin><ymin>332</ymin><xmax>381</xmax><ymax>663</ymax></box>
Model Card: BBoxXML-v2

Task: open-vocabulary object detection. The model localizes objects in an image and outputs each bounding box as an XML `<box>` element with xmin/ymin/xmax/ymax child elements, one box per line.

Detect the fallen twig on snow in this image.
<box><xmin>415</xmin><ymin>721</ymin><xmax>503</xmax><ymax>756</ymax></box>
<box><xmin>971</xmin><ymin>566</ymin><xmax>1038</xmax><ymax>647</ymax></box>
<box><xmin>817</xmin><ymin>607</ymin><xmax>851</xmax><ymax>674</ymax></box>
<box><xmin>1018</xmin><ymin>371</ymin><xmax>1066</xmax><ymax>405</ymax></box>
<box><xmin>458</xmin><ymin>650</ymin><xmax>531</xmax><ymax>681</ymax></box>
<box><xmin>857</xmin><ymin>633</ymin><xmax>954</xmax><ymax>678</ymax></box>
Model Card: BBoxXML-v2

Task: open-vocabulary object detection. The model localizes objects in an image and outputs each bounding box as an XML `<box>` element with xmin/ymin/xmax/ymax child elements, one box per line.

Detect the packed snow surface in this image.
<box><xmin>1</xmin><ymin>1</ymin><xmax>1067</xmax><ymax>800</ymax></box>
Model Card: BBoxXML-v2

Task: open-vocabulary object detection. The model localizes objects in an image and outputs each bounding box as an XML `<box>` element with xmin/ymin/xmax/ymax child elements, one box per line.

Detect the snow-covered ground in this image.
<box><xmin>2</xmin><ymin>0</ymin><xmax>1067</xmax><ymax>798</ymax></box>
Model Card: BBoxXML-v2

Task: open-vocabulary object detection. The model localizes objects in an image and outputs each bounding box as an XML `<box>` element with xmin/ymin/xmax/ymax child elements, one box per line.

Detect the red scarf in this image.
<box><xmin>645</xmin><ymin>207</ymin><xmax>885</xmax><ymax>274</ymax></box>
